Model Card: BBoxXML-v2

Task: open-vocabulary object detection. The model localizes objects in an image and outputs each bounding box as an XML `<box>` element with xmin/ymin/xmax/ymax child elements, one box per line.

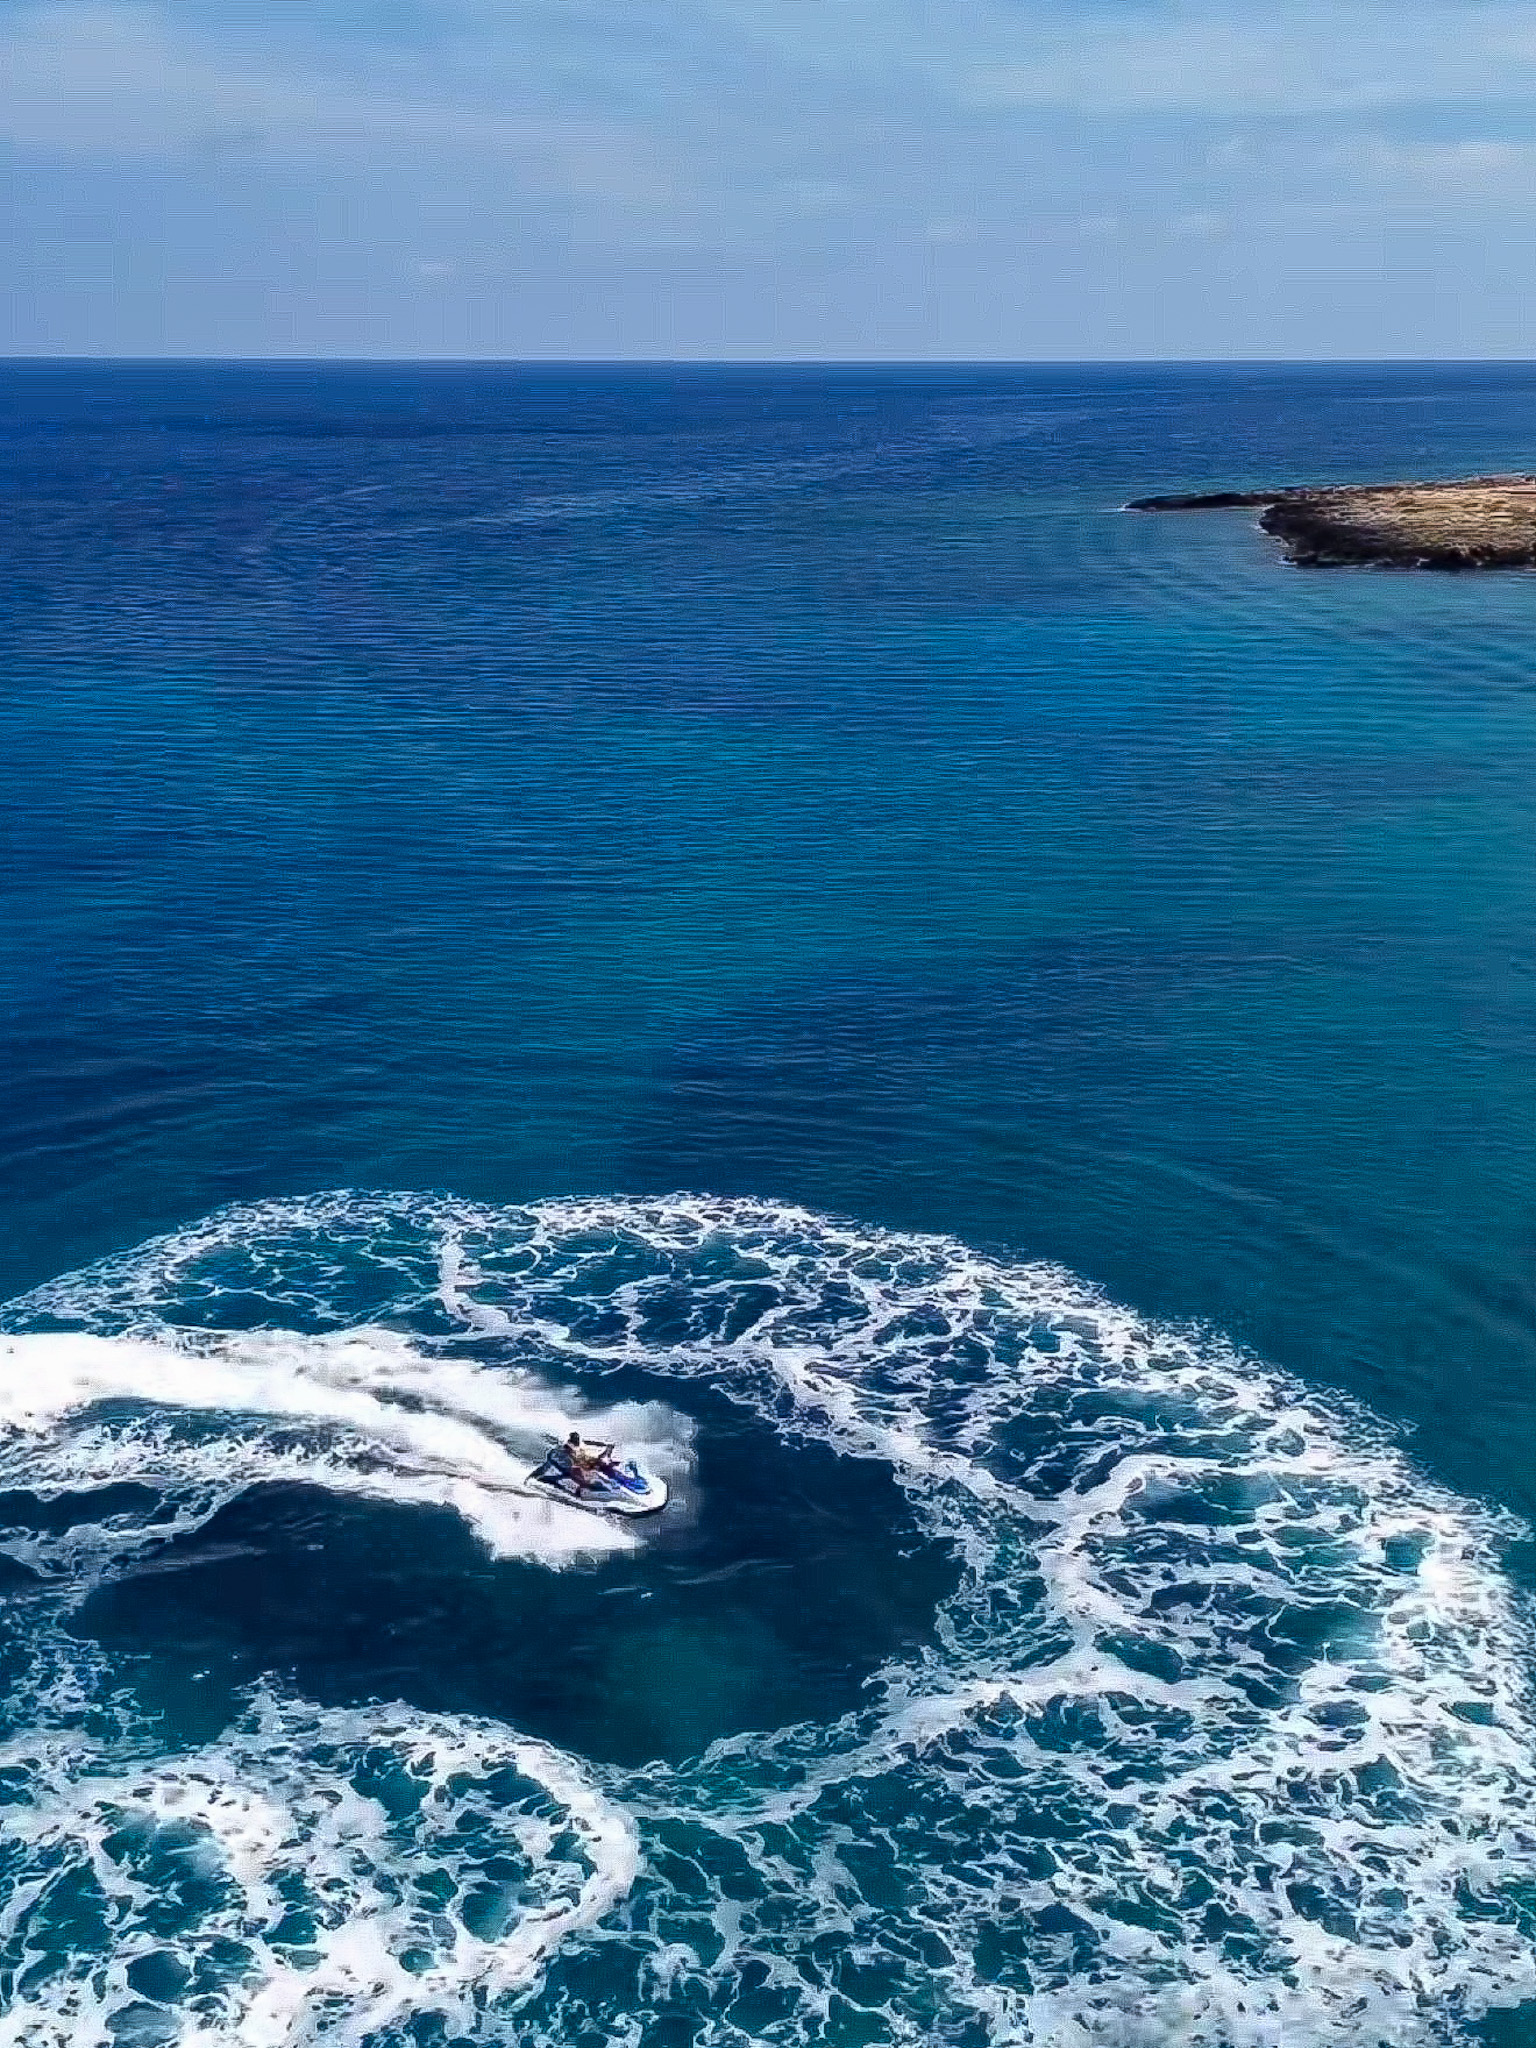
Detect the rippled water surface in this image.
<box><xmin>6</xmin><ymin>363</ymin><xmax>1536</xmax><ymax>2046</ymax></box>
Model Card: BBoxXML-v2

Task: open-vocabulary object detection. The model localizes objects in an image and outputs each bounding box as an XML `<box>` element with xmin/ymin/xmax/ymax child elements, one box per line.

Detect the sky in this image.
<box><xmin>6</xmin><ymin>0</ymin><xmax>1536</xmax><ymax>358</ymax></box>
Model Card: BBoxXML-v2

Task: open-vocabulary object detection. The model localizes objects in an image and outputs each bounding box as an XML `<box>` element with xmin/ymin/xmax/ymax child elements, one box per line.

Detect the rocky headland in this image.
<box><xmin>1127</xmin><ymin>475</ymin><xmax>1536</xmax><ymax>568</ymax></box>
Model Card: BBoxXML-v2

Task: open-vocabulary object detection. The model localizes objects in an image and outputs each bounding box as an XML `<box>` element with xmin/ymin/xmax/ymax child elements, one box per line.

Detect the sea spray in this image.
<box><xmin>0</xmin><ymin>1325</ymin><xmax>691</xmax><ymax>1574</ymax></box>
<box><xmin>1</xmin><ymin>1191</ymin><xmax>1534</xmax><ymax>2045</ymax></box>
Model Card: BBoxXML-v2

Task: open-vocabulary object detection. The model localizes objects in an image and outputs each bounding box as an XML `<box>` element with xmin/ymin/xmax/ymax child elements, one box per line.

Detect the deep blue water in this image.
<box><xmin>6</xmin><ymin>363</ymin><xmax>1536</xmax><ymax>2046</ymax></box>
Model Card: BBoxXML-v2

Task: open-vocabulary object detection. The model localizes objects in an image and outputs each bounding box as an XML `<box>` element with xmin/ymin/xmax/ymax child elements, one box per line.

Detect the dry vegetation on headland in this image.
<box><xmin>1127</xmin><ymin>476</ymin><xmax>1536</xmax><ymax>568</ymax></box>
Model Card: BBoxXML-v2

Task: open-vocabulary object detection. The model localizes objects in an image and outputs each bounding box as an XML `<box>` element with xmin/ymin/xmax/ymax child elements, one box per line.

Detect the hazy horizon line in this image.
<box><xmin>7</xmin><ymin>354</ymin><xmax>1536</xmax><ymax>370</ymax></box>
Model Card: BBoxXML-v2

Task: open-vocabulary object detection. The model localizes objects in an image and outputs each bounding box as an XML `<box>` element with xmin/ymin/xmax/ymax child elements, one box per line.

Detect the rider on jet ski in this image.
<box><xmin>530</xmin><ymin>1433</ymin><xmax>667</xmax><ymax>1515</ymax></box>
<box><xmin>550</xmin><ymin>1431</ymin><xmax>618</xmax><ymax>1490</ymax></box>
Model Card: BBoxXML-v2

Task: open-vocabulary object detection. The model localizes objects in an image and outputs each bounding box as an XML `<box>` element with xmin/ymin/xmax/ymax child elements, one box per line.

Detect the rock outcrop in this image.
<box><xmin>1127</xmin><ymin>476</ymin><xmax>1536</xmax><ymax>568</ymax></box>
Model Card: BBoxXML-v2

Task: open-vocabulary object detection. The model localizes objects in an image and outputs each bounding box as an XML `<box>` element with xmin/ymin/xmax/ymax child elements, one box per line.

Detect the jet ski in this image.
<box><xmin>526</xmin><ymin>1440</ymin><xmax>669</xmax><ymax>1518</ymax></box>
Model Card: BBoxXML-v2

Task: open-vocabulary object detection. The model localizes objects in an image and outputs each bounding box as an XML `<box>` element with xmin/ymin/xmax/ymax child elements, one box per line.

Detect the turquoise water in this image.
<box><xmin>5</xmin><ymin>363</ymin><xmax>1536</xmax><ymax>2044</ymax></box>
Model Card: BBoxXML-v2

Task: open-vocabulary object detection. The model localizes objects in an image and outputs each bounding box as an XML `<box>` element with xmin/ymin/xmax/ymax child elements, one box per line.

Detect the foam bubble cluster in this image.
<box><xmin>3</xmin><ymin>1190</ymin><xmax>1536</xmax><ymax>2047</ymax></box>
<box><xmin>0</xmin><ymin>1688</ymin><xmax>636</xmax><ymax>2048</ymax></box>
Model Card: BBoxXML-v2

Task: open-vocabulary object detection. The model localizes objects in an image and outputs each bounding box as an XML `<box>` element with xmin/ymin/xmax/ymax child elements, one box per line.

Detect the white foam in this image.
<box><xmin>0</xmin><ymin>1692</ymin><xmax>638</xmax><ymax>2048</ymax></box>
<box><xmin>433</xmin><ymin>1194</ymin><xmax>1536</xmax><ymax>2045</ymax></box>
<box><xmin>0</xmin><ymin>1324</ymin><xmax>691</xmax><ymax>1570</ymax></box>
<box><xmin>6</xmin><ymin>1189</ymin><xmax>1536</xmax><ymax>2045</ymax></box>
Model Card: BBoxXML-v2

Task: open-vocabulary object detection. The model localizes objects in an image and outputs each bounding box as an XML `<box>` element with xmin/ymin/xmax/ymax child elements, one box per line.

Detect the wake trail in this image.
<box><xmin>2</xmin><ymin>1189</ymin><xmax>1535</xmax><ymax>2046</ymax></box>
<box><xmin>0</xmin><ymin>1324</ymin><xmax>690</xmax><ymax>1572</ymax></box>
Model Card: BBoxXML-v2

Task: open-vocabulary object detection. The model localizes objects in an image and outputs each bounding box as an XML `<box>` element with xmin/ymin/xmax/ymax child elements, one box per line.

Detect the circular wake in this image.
<box><xmin>1</xmin><ymin>1190</ymin><xmax>1534</xmax><ymax>2047</ymax></box>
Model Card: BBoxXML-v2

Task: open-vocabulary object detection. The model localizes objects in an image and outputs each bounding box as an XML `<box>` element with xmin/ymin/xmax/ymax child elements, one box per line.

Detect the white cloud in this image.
<box><xmin>965</xmin><ymin>2</ymin><xmax>1536</xmax><ymax>117</ymax></box>
<box><xmin>11</xmin><ymin>0</ymin><xmax>1536</xmax><ymax>199</ymax></box>
<box><xmin>0</xmin><ymin>2</ymin><xmax>676</xmax><ymax>205</ymax></box>
<box><xmin>1168</xmin><ymin>209</ymin><xmax>1228</xmax><ymax>239</ymax></box>
<box><xmin>1328</xmin><ymin>134</ymin><xmax>1536</xmax><ymax>188</ymax></box>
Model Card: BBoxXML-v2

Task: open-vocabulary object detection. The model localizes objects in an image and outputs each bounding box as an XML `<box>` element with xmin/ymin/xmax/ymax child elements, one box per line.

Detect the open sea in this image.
<box><xmin>7</xmin><ymin>361</ymin><xmax>1536</xmax><ymax>2047</ymax></box>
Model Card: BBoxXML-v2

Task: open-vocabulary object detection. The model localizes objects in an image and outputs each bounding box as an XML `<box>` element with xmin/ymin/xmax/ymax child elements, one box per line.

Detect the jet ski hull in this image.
<box><xmin>525</xmin><ymin>1459</ymin><xmax>669</xmax><ymax>1517</ymax></box>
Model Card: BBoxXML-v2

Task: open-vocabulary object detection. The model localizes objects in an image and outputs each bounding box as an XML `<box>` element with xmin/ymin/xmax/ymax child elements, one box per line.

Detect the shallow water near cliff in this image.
<box><xmin>7</xmin><ymin>363</ymin><xmax>1536</xmax><ymax>2044</ymax></box>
